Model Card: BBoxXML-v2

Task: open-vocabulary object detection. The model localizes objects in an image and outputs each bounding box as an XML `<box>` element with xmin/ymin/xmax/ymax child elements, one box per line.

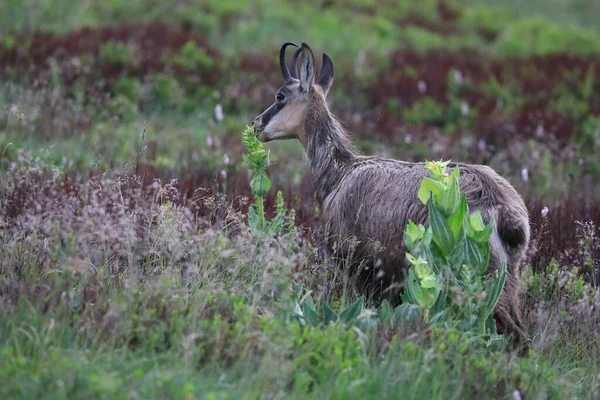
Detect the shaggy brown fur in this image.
<box><xmin>253</xmin><ymin>43</ymin><xmax>530</xmax><ymax>341</ymax></box>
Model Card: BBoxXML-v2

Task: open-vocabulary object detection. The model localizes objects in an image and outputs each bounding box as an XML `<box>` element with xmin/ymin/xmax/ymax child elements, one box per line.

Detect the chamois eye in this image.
<box><xmin>276</xmin><ymin>93</ymin><xmax>285</xmax><ymax>102</ymax></box>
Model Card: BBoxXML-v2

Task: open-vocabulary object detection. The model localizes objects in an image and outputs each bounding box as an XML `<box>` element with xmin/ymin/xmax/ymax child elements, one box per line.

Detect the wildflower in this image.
<box><xmin>220</xmin><ymin>170</ymin><xmax>227</xmax><ymax>180</ymax></box>
<box><xmin>521</xmin><ymin>167</ymin><xmax>529</xmax><ymax>182</ymax></box>
<box><xmin>477</xmin><ymin>138</ymin><xmax>486</xmax><ymax>153</ymax></box>
<box><xmin>535</xmin><ymin>125</ymin><xmax>545</xmax><ymax>138</ymax></box>
<box><xmin>214</xmin><ymin>104</ymin><xmax>223</xmax><ymax>121</ymax></box>
<box><xmin>460</xmin><ymin>102</ymin><xmax>469</xmax><ymax>116</ymax></box>
<box><xmin>453</xmin><ymin>70</ymin><xmax>464</xmax><ymax>85</ymax></box>
<box><xmin>223</xmin><ymin>154</ymin><xmax>229</xmax><ymax>165</ymax></box>
<box><xmin>417</xmin><ymin>80</ymin><xmax>427</xmax><ymax>94</ymax></box>
<box><xmin>541</xmin><ymin>207</ymin><xmax>549</xmax><ymax>217</ymax></box>
<box><xmin>206</xmin><ymin>136</ymin><xmax>214</xmax><ymax>148</ymax></box>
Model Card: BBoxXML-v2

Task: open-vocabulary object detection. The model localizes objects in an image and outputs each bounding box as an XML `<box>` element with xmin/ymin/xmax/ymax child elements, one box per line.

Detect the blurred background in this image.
<box><xmin>1</xmin><ymin>0</ymin><xmax>599</xmax><ymax>272</ymax></box>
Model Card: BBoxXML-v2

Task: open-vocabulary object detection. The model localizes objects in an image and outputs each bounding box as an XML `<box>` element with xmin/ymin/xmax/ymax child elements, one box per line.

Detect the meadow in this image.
<box><xmin>1</xmin><ymin>1</ymin><xmax>599</xmax><ymax>398</ymax></box>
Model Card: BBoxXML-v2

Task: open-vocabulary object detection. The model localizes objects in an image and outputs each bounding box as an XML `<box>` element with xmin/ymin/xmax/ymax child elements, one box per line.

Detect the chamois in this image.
<box><xmin>253</xmin><ymin>42</ymin><xmax>531</xmax><ymax>341</ymax></box>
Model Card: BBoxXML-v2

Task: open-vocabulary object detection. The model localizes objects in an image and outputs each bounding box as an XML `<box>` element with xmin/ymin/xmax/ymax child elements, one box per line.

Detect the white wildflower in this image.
<box><xmin>214</xmin><ymin>104</ymin><xmax>223</xmax><ymax>121</ymax></box>
<box><xmin>535</xmin><ymin>125</ymin><xmax>545</xmax><ymax>138</ymax></box>
<box><xmin>453</xmin><ymin>70</ymin><xmax>463</xmax><ymax>85</ymax></box>
<box><xmin>521</xmin><ymin>167</ymin><xmax>529</xmax><ymax>182</ymax></box>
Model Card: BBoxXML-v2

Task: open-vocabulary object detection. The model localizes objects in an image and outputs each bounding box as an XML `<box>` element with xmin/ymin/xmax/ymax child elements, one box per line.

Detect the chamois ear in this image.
<box><xmin>300</xmin><ymin>42</ymin><xmax>315</xmax><ymax>92</ymax></box>
<box><xmin>317</xmin><ymin>53</ymin><xmax>334</xmax><ymax>95</ymax></box>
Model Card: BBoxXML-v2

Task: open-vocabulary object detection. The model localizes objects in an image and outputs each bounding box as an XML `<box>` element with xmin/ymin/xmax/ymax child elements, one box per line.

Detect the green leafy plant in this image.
<box><xmin>242</xmin><ymin>126</ymin><xmax>295</xmax><ymax>235</ymax></box>
<box><xmin>99</xmin><ymin>41</ymin><xmax>133</xmax><ymax>65</ymax></box>
<box><xmin>111</xmin><ymin>76</ymin><xmax>142</xmax><ymax>103</ymax></box>
<box><xmin>149</xmin><ymin>73</ymin><xmax>185</xmax><ymax>110</ymax></box>
<box><xmin>400</xmin><ymin>160</ymin><xmax>506</xmax><ymax>336</ymax></box>
<box><xmin>287</xmin><ymin>285</ymin><xmax>378</xmax><ymax>333</ymax></box>
<box><xmin>495</xmin><ymin>16</ymin><xmax>600</xmax><ymax>56</ymax></box>
<box><xmin>480</xmin><ymin>76</ymin><xmax>523</xmax><ymax>114</ymax></box>
<box><xmin>173</xmin><ymin>41</ymin><xmax>215</xmax><ymax>70</ymax></box>
<box><xmin>403</xmin><ymin>94</ymin><xmax>473</xmax><ymax>133</ymax></box>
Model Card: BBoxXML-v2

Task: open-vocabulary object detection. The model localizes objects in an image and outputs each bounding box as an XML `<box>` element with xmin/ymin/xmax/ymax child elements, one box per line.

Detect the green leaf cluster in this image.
<box><xmin>403</xmin><ymin>160</ymin><xmax>506</xmax><ymax>337</ymax></box>
<box><xmin>242</xmin><ymin>125</ymin><xmax>295</xmax><ymax>236</ymax></box>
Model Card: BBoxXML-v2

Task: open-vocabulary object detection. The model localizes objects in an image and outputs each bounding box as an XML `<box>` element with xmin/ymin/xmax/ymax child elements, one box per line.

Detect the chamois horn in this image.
<box><xmin>280</xmin><ymin>41</ymin><xmax>298</xmax><ymax>83</ymax></box>
<box><xmin>289</xmin><ymin>47</ymin><xmax>302</xmax><ymax>79</ymax></box>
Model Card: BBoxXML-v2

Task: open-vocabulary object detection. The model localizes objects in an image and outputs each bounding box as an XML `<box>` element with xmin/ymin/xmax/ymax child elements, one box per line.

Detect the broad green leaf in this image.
<box><xmin>429</xmin><ymin>201</ymin><xmax>455</xmax><ymax>256</ymax></box>
<box><xmin>422</xmin><ymin>226</ymin><xmax>433</xmax><ymax>247</ymax></box>
<box><xmin>339</xmin><ymin>297</ymin><xmax>364</xmax><ymax>324</ymax></box>
<box><xmin>292</xmin><ymin>301</ymin><xmax>305</xmax><ymax>325</ymax></box>
<box><xmin>470</xmin><ymin>219</ymin><xmax>495</xmax><ymax>243</ymax></box>
<box><xmin>378</xmin><ymin>299</ymin><xmax>392</xmax><ymax>322</ymax></box>
<box><xmin>481</xmin><ymin>242</ymin><xmax>491</xmax><ymax>275</ymax></box>
<box><xmin>435</xmin><ymin>167</ymin><xmax>460</xmax><ymax>217</ymax></box>
<box><xmin>302</xmin><ymin>301</ymin><xmax>320</xmax><ymax>327</ymax></box>
<box><xmin>407</xmin><ymin>270</ymin><xmax>428</xmax><ymax>307</ymax></box>
<box><xmin>391</xmin><ymin>303</ymin><xmax>423</xmax><ymax>326</ymax></box>
<box><xmin>404</xmin><ymin>220</ymin><xmax>425</xmax><ymax>249</ymax></box>
<box><xmin>420</xmin><ymin>275</ymin><xmax>439</xmax><ymax>289</ymax></box>
<box><xmin>469</xmin><ymin>211</ymin><xmax>485</xmax><ymax>231</ymax></box>
<box><xmin>482</xmin><ymin>262</ymin><xmax>507</xmax><ymax>322</ymax></box>
<box><xmin>412</xmin><ymin>258</ymin><xmax>438</xmax><ymax>290</ymax></box>
<box><xmin>322</xmin><ymin>302</ymin><xmax>339</xmax><ymax>325</ymax></box>
<box><xmin>293</xmin><ymin>282</ymin><xmax>304</xmax><ymax>299</ymax></box>
<box><xmin>248</xmin><ymin>206</ymin><xmax>261</xmax><ymax>231</ymax></box>
<box><xmin>447</xmin><ymin>195</ymin><xmax>467</xmax><ymax>239</ymax></box>
<box><xmin>356</xmin><ymin>310</ymin><xmax>379</xmax><ymax>332</ymax></box>
<box><xmin>463</xmin><ymin>236</ymin><xmax>486</xmax><ymax>274</ymax></box>
<box><xmin>429</xmin><ymin>310</ymin><xmax>446</xmax><ymax>324</ymax></box>
<box><xmin>266</xmin><ymin>211</ymin><xmax>286</xmax><ymax>235</ymax></box>
<box><xmin>414</xmin><ymin>261</ymin><xmax>430</xmax><ymax>279</ymax></box>
<box><xmin>304</xmin><ymin>294</ymin><xmax>316</xmax><ymax>311</ymax></box>
<box><xmin>418</xmin><ymin>178</ymin><xmax>446</xmax><ymax>205</ymax></box>
<box><xmin>448</xmin><ymin>164</ymin><xmax>460</xmax><ymax>183</ymax></box>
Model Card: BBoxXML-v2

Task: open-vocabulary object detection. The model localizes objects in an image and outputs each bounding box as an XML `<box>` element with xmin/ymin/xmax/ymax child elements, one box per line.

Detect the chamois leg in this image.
<box><xmin>488</xmin><ymin>236</ymin><xmax>529</xmax><ymax>349</ymax></box>
<box><xmin>353</xmin><ymin>258</ymin><xmax>404</xmax><ymax>307</ymax></box>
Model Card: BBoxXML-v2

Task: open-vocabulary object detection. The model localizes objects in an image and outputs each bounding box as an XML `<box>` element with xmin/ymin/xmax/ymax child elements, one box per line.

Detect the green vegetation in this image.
<box><xmin>242</xmin><ymin>125</ymin><xmax>295</xmax><ymax>235</ymax></box>
<box><xmin>1</xmin><ymin>0</ymin><xmax>600</xmax><ymax>399</ymax></box>
<box><xmin>403</xmin><ymin>161</ymin><xmax>505</xmax><ymax>336</ymax></box>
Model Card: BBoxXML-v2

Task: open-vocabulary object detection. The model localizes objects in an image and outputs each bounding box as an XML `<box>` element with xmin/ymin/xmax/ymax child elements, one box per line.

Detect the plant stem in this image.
<box><xmin>256</xmin><ymin>194</ymin><xmax>265</xmax><ymax>230</ymax></box>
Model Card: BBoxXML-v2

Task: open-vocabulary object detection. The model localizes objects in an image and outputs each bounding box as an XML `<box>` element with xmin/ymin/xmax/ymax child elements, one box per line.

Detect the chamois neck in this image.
<box><xmin>304</xmin><ymin>101</ymin><xmax>358</xmax><ymax>204</ymax></box>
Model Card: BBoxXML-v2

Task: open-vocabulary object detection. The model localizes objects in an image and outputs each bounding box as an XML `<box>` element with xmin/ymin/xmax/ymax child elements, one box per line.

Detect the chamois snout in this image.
<box><xmin>252</xmin><ymin>115</ymin><xmax>264</xmax><ymax>133</ymax></box>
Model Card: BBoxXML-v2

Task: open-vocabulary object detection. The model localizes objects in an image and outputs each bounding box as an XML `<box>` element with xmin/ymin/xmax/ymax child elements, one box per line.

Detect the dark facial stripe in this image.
<box><xmin>261</xmin><ymin>101</ymin><xmax>285</xmax><ymax>127</ymax></box>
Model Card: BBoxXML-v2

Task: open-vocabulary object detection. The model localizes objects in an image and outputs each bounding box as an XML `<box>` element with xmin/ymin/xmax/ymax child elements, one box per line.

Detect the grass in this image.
<box><xmin>1</xmin><ymin>0</ymin><xmax>600</xmax><ymax>398</ymax></box>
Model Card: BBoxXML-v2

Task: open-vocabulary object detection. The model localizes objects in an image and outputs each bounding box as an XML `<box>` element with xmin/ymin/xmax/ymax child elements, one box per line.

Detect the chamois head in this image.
<box><xmin>252</xmin><ymin>42</ymin><xmax>334</xmax><ymax>144</ymax></box>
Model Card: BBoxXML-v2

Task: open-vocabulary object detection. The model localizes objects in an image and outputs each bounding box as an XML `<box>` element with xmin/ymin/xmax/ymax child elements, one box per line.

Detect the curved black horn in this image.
<box><xmin>280</xmin><ymin>41</ymin><xmax>298</xmax><ymax>83</ymax></box>
<box><xmin>289</xmin><ymin>47</ymin><xmax>302</xmax><ymax>79</ymax></box>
